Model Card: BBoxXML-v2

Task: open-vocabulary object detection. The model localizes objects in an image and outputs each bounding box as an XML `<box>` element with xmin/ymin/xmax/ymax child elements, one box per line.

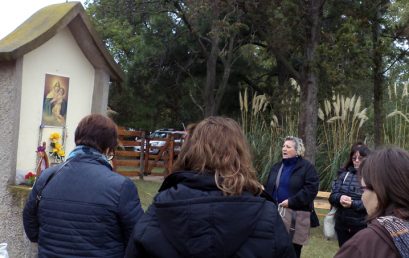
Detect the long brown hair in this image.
<box><xmin>360</xmin><ymin>147</ymin><xmax>409</xmax><ymax>220</ymax></box>
<box><xmin>172</xmin><ymin>116</ymin><xmax>263</xmax><ymax>196</ymax></box>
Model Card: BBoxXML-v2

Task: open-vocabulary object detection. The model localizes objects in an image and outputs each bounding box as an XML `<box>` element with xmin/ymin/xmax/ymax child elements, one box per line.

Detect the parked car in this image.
<box><xmin>134</xmin><ymin>129</ymin><xmax>187</xmax><ymax>154</ymax></box>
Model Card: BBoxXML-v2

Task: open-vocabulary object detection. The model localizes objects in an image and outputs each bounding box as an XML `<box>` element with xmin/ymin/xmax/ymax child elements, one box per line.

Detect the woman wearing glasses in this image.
<box><xmin>23</xmin><ymin>114</ymin><xmax>143</xmax><ymax>257</ymax></box>
<box><xmin>335</xmin><ymin>147</ymin><xmax>409</xmax><ymax>257</ymax></box>
<box><xmin>329</xmin><ymin>142</ymin><xmax>370</xmax><ymax>246</ymax></box>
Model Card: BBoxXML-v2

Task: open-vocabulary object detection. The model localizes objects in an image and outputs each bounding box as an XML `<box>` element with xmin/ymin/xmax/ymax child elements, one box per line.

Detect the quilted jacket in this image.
<box><xmin>23</xmin><ymin>152</ymin><xmax>143</xmax><ymax>257</ymax></box>
<box><xmin>329</xmin><ymin>167</ymin><xmax>367</xmax><ymax>227</ymax></box>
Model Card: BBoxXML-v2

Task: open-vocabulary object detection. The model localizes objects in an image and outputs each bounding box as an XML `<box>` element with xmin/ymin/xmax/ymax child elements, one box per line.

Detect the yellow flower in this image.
<box><xmin>49</xmin><ymin>132</ymin><xmax>65</xmax><ymax>161</ymax></box>
<box><xmin>49</xmin><ymin>132</ymin><xmax>61</xmax><ymax>141</ymax></box>
<box><xmin>58</xmin><ymin>150</ymin><xmax>65</xmax><ymax>157</ymax></box>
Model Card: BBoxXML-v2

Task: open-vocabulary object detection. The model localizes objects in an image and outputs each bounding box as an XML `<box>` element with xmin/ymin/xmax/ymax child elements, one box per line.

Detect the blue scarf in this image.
<box><xmin>378</xmin><ymin>216</ymin><xmax>409</xmax><ymax>257</ymax></box>
<box><xmin>67</xmin><ymin>145</ymin><xmax>112</xmax><ymax>169</ymax></box>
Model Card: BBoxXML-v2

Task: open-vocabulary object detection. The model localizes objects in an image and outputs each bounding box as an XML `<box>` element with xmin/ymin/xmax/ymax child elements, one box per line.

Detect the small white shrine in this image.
<box><xmin>0</xmin><ymin>2</ymin><xmax>123</xmax><ymax>256</ymax></box>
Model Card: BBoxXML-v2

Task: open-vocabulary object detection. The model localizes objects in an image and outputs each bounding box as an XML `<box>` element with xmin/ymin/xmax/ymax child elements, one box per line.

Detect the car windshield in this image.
<box><xmin>150</xmin><ymin>132</ymin><xmax>168</xmax><ymax>138</ymax></box>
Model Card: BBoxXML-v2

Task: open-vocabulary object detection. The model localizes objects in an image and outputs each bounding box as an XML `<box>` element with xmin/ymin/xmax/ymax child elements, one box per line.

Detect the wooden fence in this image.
<box><xmin>113</xmin><ymin>128</ymin><xmax>332</xmax><ymax>215</ymax></box>
<box><xmin>112</xmin><ymin>127</ymin><xmax>184</xmax><ymax>178</ymax></box>
<box><xmin>314</xmin><ymin>191</ymin><xmax>331</xmax><ymax>217</ymax></box>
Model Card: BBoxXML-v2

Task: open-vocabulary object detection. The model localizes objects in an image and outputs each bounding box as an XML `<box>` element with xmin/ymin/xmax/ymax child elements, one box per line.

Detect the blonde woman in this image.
<box><xmin>264</xmin><ymin>136</ymin><xmax>319</xmax><ymax>258</ymax></box>
<box><xmin>125</xmin><ymin>116</ymin><xmax>295</xmax><ymax>258</ymax></box>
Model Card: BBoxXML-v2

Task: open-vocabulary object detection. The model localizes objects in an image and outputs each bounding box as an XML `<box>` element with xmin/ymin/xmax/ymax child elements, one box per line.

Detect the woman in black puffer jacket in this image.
<box><xmin>329</xmin><ymin>142</ymin><xmax>370</xmax><ymax>246</ymax></box>
<box><xmin>125</xmin><ymin>117</ymin><xmax>295</xmax><ymax>258</ymax></box>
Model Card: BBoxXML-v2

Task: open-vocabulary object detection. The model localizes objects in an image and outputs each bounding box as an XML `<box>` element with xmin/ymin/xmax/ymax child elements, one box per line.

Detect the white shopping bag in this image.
<box><xmin>0</xmin><ymin>243</ymin><xmax>9</xmax><ymax>258</ymax></box>
<box><xmin>323</xmin><ymin>207</ymin><xmax>337</xmax><ymax>240</ymax></box>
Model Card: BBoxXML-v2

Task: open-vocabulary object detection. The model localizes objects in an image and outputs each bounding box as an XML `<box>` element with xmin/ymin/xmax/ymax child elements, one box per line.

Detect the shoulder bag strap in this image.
<box><xmin>274</xmin><ymin>164</ymin><xmax>284</xmax><ymax>204</ymax></box>
<box><xmin>342</xmin><ymin>171</ymin><xmax>350</xmax><ymax>185</ymax></box>
<box><xmin>276</xmin><ymin>163</ymin><xmax>296</xmax><ymax>241</ymax></box>
<box><xmin>275</xmin><ymin>164</ymin><xmax>284</xmax><ymax>190</ymax></box>
<box><xmin>35</xmin><ymin>160</ymin><xmax>71</xmax><ymax>208</ymax></box>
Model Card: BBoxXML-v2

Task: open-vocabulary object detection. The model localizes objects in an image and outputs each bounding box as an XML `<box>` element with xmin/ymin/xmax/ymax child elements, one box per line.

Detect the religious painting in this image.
<box><xmin>41</xmin><ymin>74</ymin><xmax>69</xmax><ymax>126</ymax></box>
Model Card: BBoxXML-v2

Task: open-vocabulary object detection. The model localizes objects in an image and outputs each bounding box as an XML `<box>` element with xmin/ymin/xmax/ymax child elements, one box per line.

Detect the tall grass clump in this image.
<box><xmin>239</xmin><ymin>85</ymin><xmax>298</xmax><ymax>182</ymax></box>
<box><xmin>240</xmin><ymin>89</ymin><xmax>273</xmax><ymax>181</ymax></box>
<box><xmin>316</xmin><ymin>94</ymin><xmax>368</xmax><ymax>190</ymax></box>
<box><xmin>384</xmin><ymin>82</ymin><xmax>409</xmax><ymax>149</ymax></box>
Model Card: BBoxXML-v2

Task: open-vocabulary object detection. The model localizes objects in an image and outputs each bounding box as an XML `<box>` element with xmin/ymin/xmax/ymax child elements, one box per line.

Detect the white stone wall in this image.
<box><xmin>16</xmin><ymin>27</ymin><xmax>95</xmax><ymax>174</ymax></box>
<box><xmin>0</xmin><ymin>60</ymin><xmax>33</xmax><ymax>258</ymax></box>
<box><xmin>0</xmin><ymin>21</ymin><xmax>115</xmax><ymax>258</ymax></box>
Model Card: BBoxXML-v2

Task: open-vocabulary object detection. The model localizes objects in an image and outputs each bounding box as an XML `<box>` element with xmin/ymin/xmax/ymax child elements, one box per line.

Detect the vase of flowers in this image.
<box><xmin>49</xmin><ymin>132</ymin><xmax>65</xmax><ymax>164</ymax></box>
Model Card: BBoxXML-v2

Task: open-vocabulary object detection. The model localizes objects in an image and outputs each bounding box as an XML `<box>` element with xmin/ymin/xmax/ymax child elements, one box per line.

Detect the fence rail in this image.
<box><xmin>314</xmin><ymin>191</ymin><xmax>331</xmax><ymax>217</ymax></box>
<box><xmin>112</xmin><ymin>127</ymin><xmax>184</xmax><ymax>178</ymax></box>
<box><xmin>114</xmin><ymin>128</ymin><xmax>332</xmax><ymax>215</ymax></box>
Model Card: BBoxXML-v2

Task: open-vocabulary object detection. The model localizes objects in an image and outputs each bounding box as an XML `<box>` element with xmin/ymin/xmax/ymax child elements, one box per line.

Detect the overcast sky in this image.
<box><xmin>0</xmin><ymin>1</ymin><xmax>86</xmax><ymax>39</ymax></box>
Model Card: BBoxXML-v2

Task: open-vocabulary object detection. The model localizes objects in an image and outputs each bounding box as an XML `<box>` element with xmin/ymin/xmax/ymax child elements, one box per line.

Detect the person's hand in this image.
<box><xmin>279</xmin><ymin>199</ymin><xmax>289</xmax><ymax>208</ymax></box>
<box><xmin>340</xmin><ymin>195</ymin><xmax>352</xmax><ymax>208</ymax></box>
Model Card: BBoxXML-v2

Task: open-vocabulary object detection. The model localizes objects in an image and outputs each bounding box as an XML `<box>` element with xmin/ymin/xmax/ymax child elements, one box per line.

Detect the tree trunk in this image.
<box><xmin>298</xmin><ymin>0</ymin><xmax>323</xmax><ymax>164</ymax></box>
<box><xmin>372</xmin><ymin>3</ymin><xmax>386</xmax><ymax>147</ymax></box>
<box><xmin>204</xmin><ymin>35</ymin><xmax>220</xmax><ymax>117</ymax></box>
<box><xmin>276</xmin><ymin>57</ymin><xmax>289</xmax><ymax>89</ymax></box>
<box><xmin>215</xmin><ymin>35</ymin><xmax>235</xmax><ymax>113</ymax></box>
<box><xmin>299</xmin><ymin>76</ymin><xmax>319</xmax><ymax>163</ymax></box>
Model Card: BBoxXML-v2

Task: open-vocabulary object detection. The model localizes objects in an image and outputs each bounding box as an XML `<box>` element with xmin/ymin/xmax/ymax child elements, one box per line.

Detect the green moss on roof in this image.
<box><xmin>0</xmin><ymin>1</ymin><xmax>124</xmax><ymax>81</ymax></box>
<box><xmin>0</xmin><ymin>2</ymin><xmax>79</xmax><ymax>53</ymax></box>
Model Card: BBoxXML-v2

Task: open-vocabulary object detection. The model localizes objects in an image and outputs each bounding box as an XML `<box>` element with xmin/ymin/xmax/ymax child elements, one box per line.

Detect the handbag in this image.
<box><xmin>323</xmin><ymin>207</ymin><xmax>337</xmax><ymax>240</ymax></box>
<box><xmin>323</xmin><ymin>171</ymin><xmax>350</xmax><ymax>240</ymax></box>
<box><xmin>278</xmin><ymin>206</ymin><xmax>311</xmax><ymax>245</ymax></box>
<box><xmin>0</xmin><ymin>243</ymin><xmax>8</xmax><ymax>258</ymax></box>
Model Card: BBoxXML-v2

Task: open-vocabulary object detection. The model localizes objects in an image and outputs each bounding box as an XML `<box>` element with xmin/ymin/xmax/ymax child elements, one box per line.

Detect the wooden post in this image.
<box><xmin>167</xmin><ymin>135</ymin><xmax>174</xmax><ymax>176</ymax></box>
<box><xmin>144</xmin><ymin>137</ymin><xmax>150</xmax><ymax>175</ymax></box>
<box><xmin>139</xmin><ymin>131</ymin><xmax>145</xmax><ymax>180</ymax></box>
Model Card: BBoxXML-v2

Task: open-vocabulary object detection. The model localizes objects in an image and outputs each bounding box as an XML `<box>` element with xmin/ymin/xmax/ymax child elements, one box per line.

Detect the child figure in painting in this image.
<box><xmin>51</xmin><ymin>87</ymin><xmax>65</xmax><ymax>124</ymax></box>
<box><xmin>44</xmin><ymin>81</ymin><xmax>60</xmax><ymax>116</ymax></box>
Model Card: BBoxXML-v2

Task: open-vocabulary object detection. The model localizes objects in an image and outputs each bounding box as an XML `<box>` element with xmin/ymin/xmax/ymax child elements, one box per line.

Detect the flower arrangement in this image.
<box><xmin>49</xmin><ymin>132</ymin><xmax>65</xmax><ymax>163</ymax></box>
<box><xmin>24</xmin><ymin>171</ymin><xmax>36</xmax><ymax>186</ymax></box>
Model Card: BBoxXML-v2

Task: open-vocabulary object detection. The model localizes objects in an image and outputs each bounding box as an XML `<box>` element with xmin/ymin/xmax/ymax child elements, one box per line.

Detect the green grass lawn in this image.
<box><xmin>133</xmin><ymin>179</ymin><xmax>339</xmax><ymax>258</ymax></box>
<box><xmin>303</xmin><ymin>220</ymin><xmax>338</xmax><ymax>258</ymax></box>
<box><xmin>134</xmin><ymin>179</ymin><xmax>161</xmax><ymax>210</ymax></box>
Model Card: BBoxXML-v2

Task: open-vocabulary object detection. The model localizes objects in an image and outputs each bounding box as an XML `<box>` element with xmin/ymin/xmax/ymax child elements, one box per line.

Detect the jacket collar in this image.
<box><xmin>159</xmin><ymin>171</ymin><xmax>219</xmax><ymax>192</ymax></box>
<box><xmin>66</xmin><ymin>145</ymin><xmax>112</xmax><ymax>169</ymax></box>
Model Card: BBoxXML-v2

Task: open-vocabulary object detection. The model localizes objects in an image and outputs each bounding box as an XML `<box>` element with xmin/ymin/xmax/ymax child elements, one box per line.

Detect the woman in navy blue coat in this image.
<box><xmin>264</xmin><ymin>136</ymin><xmax>319</xmax><ymax>258</ymax></box>
<box><xmin>125</xmin><ymin>116</ymin><xmax>295</xmax><ymax>258</ymax></box>
<box><xmin>329</xmin><ymin>143</ymin><xmax>370</xmax><ymax>246</ymax></box>
<box><xmin>23</xmin><ymin>114</ymin><xmax>144</xmax><ymax>257</ymax></box>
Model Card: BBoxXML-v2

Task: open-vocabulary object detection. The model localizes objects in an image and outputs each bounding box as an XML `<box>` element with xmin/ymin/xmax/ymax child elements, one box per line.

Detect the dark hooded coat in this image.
<box><xmin>125</xmin><ymin>171</ymin><xmax>295</xmax><ymax>258</ymax></box>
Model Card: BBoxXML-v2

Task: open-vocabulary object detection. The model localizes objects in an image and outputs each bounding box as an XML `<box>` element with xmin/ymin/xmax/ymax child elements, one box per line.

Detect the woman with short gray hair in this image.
<box><xmin>264</xmin><ymin>136</ymin><xmax>319</xmax><ymax>258</ymax></box>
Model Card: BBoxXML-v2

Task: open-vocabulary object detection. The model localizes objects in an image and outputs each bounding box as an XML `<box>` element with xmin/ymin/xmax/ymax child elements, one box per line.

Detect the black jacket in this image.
<box><xmin>264</xmin><ymin>158</ymin><xmax>320</xmax><ymax>227</ymax></box>
<box><xmin>329</xmin><ymin>167</ymin><xmax>367</xmax><ymax>228</ymax></box>
<box><xmin>125</xmin><ymin>171</ymin><xmax>296</xmax><ymax>258</ymax></box>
